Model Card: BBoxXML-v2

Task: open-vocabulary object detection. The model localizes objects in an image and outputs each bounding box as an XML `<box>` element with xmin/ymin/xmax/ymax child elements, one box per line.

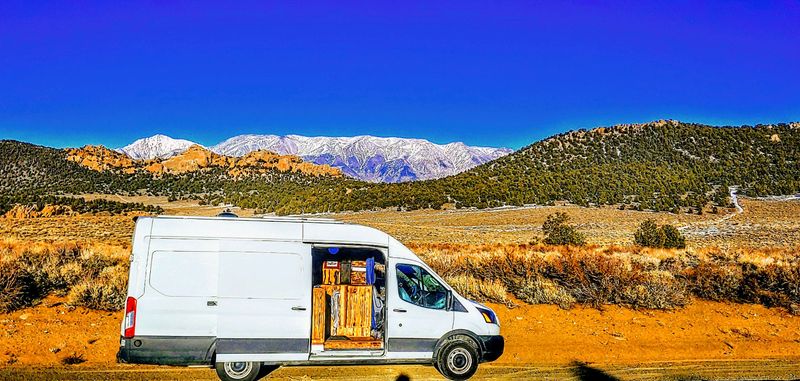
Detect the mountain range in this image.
<box><xmin>3</xmin><ymin>120</ymin><xmax>798</xmax><ymax>216</ymax></box>
<box><xmin>118</xmin><ymin>134</ymin><xmax>512</xmax><ymax>182</ymax></box>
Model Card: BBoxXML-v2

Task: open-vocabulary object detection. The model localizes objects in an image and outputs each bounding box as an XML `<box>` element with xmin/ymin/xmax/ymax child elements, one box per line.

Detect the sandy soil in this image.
<box><xmin>2</xmin><ymin>296</ymin><xmax>798</xmax><ymax>371</ymax></box>
<box><xmin>3</xmin><ymin>360</ymin><xmax>800</xmax><ymax>380</ymax></box>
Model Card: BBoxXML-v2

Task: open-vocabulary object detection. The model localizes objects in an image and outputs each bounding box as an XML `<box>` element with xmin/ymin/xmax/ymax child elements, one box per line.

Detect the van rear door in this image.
<box><xmin>134</xmin><ymin>238</ymin><xmax>220</xmax><ymax>363</ymax></box>
<box><xmin>215</xmin><ymin>240</ymin><xmax>312</xmax><ymax>362</ymax></box>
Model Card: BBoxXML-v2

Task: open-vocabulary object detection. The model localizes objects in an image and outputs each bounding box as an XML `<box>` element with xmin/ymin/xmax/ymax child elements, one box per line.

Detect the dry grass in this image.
<box><xmin>412</xmin><ymin>243</ymin><xmax>800</xmax><ymax>312</ymax></box>
<box><xmin>0</xmin><ymin>238</ymin><xmax>128</xmax><ymax>312</ymax></box>
<box><xmin>1</xmin><ymin>196</ymin><xmax>799</xmax><ymax>313</ymax></box>
<box><xmin>443</xmin><ymin>275</ymin><xmax>510</xmax><ymax>305</ymax></box>
<box><xmin>338</xmin><ymin>198</ymin><xmax>800</xmax><ymax>249</ymax></box>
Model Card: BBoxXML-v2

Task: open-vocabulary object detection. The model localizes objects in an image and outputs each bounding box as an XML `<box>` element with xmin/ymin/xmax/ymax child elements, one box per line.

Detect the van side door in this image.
<box><xmin>386</xmin><ymin>260</ymin><xmax>454</xmax><ymax>360</ymax></box>
<box><xmin>215</xmin><ymin>240</ymin><xmax>312</xmax><ymax>363</ymax></box>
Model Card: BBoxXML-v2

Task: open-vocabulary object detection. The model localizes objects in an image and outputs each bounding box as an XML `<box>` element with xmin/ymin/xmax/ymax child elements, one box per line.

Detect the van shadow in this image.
<box><xmin>571</xmin><ymin>361</ymin><xmax>620</xmax><ymax>381</ymax></box>
<box><xmin>395</xmin><ymin>375</ymin><xmax>410</xmax><ymax>381</ymax></box>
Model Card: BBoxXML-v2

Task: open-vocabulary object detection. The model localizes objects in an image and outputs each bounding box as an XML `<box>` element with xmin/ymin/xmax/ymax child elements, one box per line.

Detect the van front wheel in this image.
<box><xmin>435</xmin><ymin>341</ymin><xmax>479</xmax><ymax>380</ymax></box>
<box><xmin>215</xmin><ymin>361</ymin><xmax>262</xmax><ymax>381</ymax></box>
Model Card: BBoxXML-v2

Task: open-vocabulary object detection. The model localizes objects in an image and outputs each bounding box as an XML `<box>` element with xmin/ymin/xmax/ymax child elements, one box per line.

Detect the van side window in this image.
<box><xmin>396</xmin><ymin>263</ymin><xmax>447</xmax><ymax>310</ymax></box>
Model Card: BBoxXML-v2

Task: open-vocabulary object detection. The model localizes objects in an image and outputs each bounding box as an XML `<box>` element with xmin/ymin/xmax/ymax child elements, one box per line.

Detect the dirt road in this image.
<box><xmin>2</xmin><ymin>360</ymin><xmax>800</xmax><ymax>381</ymax></box>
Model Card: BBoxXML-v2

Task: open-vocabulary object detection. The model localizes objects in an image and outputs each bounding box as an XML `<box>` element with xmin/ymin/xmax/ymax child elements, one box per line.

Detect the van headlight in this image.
<box><xmin>476</xmin><ymin>306</ymin><xmax>498</xmax><ymax>325</ymax></box>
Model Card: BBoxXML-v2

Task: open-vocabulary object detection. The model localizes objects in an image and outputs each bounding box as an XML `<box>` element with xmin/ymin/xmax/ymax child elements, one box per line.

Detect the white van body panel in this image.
<box><xmin>150</xmin><ymin>216</ymin><xmax>303</xmax><ymax>241</ymax></box>
<box><xmin>453</xmin><ymin>295</ymin><xmax>501</xmax><ymax>336</ymax></box>
<box><xmin>126</xmin><ymin>217</ymin><xmax>152</xmax><ymax>299</ymax></box>
<box><xmin>137</xmin><ymin>238</ymin><xmax>220</xmax><ymax>338</ymax></box>
<box><xmin>303</xmin><ymin>222</ymin><xmax>389</xmax><ymax>247</ymax></box>
<box><xmin>215</xmin><ymin>240</ymin><xmax>311</xmax><ymax>362</ymax></box>
<box><xmin>387</xmin><ymin>237</ymin><xmax>420</xmax><ymax>260</ymax></box>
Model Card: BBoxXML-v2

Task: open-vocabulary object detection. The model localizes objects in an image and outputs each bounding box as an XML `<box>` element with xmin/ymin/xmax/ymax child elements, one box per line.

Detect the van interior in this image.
<box><xmin>310</xmin><ymin>246</ymin><xmax>386</xmax><ymax>353</ymax></box>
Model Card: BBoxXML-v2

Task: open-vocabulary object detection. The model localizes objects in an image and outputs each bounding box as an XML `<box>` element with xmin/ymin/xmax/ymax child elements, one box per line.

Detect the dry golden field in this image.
<box><xmin>2</xmin><ymin>195</ymin><xmax>800</xmax><ymax>379</ymax></box>
<box><xmin>3</xmin><ymin>195</ymin><xmax>799</xmax><ymax>249</ymax></box>
<box><xmin>338</xmin><ymin>198</ymin><xmax>800</xmax><ymax>249</ymax></box>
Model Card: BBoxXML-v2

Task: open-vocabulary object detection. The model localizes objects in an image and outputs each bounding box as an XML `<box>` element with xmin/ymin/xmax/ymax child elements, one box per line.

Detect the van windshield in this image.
<box><xmin>396</xmin><ymin>263</ymin><xmax>447</xmax><ymax>310</ymax></box>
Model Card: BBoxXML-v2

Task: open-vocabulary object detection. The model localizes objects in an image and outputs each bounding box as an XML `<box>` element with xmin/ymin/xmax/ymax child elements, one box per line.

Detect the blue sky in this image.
<box><xmin>1</xmin><ymin>1</ymin><xmax>798</xmax><ymax>149</ymax></box>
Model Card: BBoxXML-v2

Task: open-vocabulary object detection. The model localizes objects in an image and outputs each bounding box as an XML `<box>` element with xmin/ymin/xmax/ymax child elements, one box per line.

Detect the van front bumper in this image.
<box><xmin>478</xmin><ymin>335</ymin><xmax>504</xmax><ymax>362</ymax></box>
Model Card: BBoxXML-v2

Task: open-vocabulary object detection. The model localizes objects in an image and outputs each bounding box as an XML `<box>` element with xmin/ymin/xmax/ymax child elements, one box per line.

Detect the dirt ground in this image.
<box><xmin>2</xmin><ymin>295</ymin><xmax>799</xmax><ymax>379</ymax></box>
<box><xmin>2</xmin><ymin>360</ymin><xmax>800</xmax><ymax>380</ymax></box>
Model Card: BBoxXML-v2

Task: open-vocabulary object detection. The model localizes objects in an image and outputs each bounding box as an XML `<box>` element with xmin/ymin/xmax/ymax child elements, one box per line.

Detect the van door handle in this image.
<box><xmin>291</xmin><ymin>306</ymin><xmax>307</xmax><ymax>311</ymax></box>
<box><xmin>393</xmin><ymin>308</ymin><xmax>407</xmax><ymax>313</ymax></box>
<box><xmin>207</xmin><ymin>301</ymin><xmax>217</xmax><ymax>307</ymax></box>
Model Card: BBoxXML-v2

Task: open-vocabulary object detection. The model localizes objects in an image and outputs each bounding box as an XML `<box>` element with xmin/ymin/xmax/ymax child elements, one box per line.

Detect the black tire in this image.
<box><xmin>215</xmin><ymin>361</ymin><xmax>262</xmax><ymax>381</ymax></box>
<box><xmin>435</xmin><ymin>341</ymin><xmax>479</xmax><ymax>380</ymax></box>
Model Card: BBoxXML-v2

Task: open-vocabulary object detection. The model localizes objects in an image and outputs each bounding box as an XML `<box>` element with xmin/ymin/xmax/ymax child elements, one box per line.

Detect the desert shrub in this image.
<box><xmin>445</xmin><ymin>275</ymin><xmax>510</xmax><ymax>305</ymax></box>
<box><xmin>621</xmin><ymin>272</ymin><xmax>689</xmax><ymax>309</ymax></box>
<box><xmin>515</xmin><ymin>276</ymin><xmax>575</xmax><ymax>309</ymax></box>
<box><xmin>685</xmin><ymin>263</ymin><xmax>742</xmax><ymax>301</ymax></box>
<box><xmin>542</xmin><ymin>212</ymin><xmax>585</xmax><ymax>246</ymax></box>
<box><xmin>662</xmin><ymin>225</ymin><xmax>686</xmax><ymax>249</ymax></box>
<box><xmin>0</xmin><ymin>241</ymin><xmax>129</xmax><ymax>313</ymax></box>
<box><xmin>0</xmin><ymin>260</ymin><xmax>38</xmax><ymax>312</ymax></box>
<box><xmin>414</xmin><ymin>243</ymin><xmax>781</xmax><ymax>311</ymax></box>
<box><xmin>738</xmin><ymin>263</ymin><xmax>800</xmax><ymax>310</ymax></box>
<box><xmin>58</xmin><ymin>262</ymin><xmax>84</xmax><ymax>287</ymax></box>
<box><xmin>634</xmin><ymin>220</ymin><xmax>686</xmax><ymax>248</ymax></box>
<box><xmin>67</xmin><ymin>265</ymin><xmax>128</xmax><ymax>311</ymax></box>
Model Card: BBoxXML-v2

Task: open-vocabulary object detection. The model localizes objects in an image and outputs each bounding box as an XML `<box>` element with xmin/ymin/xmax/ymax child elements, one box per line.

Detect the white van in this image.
<box><xmin>118</xmin><ymin>215</ymin><xmax>503</xmax><ymax>381</ymax></box>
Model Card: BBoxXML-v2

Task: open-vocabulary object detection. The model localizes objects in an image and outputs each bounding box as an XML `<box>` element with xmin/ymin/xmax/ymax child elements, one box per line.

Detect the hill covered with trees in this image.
<box><xmin>236</xmin><ymin>120</ymin><xmax>798</xmax><ymax>214</ymax></box>
<box><xmin>426</xmin><ymin>120</ymin><xmax>800</xmax><ymax>212</ymax></box>
<box><xmin>2</xmin><ymin>120</ymin><xmax>799</xmax><ymax>215</ymax></box>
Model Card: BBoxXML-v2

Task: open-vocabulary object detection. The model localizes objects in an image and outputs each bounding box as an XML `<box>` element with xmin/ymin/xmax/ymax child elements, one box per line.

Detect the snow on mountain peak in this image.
<box><xmin>210</xmin><ymin>134</ymin><xmax>512</xmax><ymax>182</ymax></box>
<box><xmin>116</xmin><ymin>133</ymin><xmax>512</xmax><ymax>182</ymax></box>
<box><xmin>117</xmin><ymin>134</ymin><xmax>199</xmax><ymax>160</ymax></box>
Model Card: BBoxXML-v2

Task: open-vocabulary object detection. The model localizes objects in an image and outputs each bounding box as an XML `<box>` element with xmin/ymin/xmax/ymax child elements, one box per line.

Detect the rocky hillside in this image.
<box><xmin>0</xmin><ymin>140</ymin><xmax>349</xmax><ymax>215</ymax></box>
<box><xmin>67</xmin><ymin>144</ymin><xmax>341</xmax><ymax>177</ymax></box>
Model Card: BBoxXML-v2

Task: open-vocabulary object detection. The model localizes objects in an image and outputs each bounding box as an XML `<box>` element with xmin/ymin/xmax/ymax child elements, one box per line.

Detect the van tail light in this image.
<box><xmin>123</xmin><ymin>296</ymin><xmax>137</xmax><ymax>338</ymax></box>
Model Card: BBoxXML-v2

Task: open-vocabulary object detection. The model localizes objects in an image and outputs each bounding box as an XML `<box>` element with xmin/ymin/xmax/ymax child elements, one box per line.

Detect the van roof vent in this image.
<box><xmin>217</xmin><ymin>209</ymin><xmax>238</xmax><ymax>218</ymax></box>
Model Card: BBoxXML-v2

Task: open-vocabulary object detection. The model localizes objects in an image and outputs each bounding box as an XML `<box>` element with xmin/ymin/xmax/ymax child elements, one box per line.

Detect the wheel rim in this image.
<box><xmin>224</xmin><ymin>362</ymin><xmax>253</xmax><ymax>379</ymax></box>
<box><xmin>446</xmin><ymin>347</ymin><xmax>473</xmax><ymax>375</ymax></box>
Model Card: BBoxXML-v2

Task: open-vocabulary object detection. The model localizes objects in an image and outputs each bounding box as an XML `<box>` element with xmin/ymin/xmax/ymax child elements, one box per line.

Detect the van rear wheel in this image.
<box><xmin>435</xmin><ymin>340</ymin><xmax>479</xmax><ymax>380</ymax></box>
<box><xmin>215</xmin><ymin>361</ymin><xmax>262</xmax><ymax>381</ymax></box>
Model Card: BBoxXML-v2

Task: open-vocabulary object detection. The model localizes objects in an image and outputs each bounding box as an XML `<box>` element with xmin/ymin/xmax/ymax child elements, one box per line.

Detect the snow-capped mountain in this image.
<box><xmin>117</xmin><ymin>134</ymin><xmax>199</xmax><ymax>160</ymax></box>
<box><xmin>210</xmin><ymin>134</ymin><xmax>512</xmax><ymax>182</ymax></box>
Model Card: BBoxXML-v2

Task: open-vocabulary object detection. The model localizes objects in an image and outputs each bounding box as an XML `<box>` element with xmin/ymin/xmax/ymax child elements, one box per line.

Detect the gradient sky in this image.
<box><xmin>1</xmin><ymin>1</ymin><xmax>799</xmax><ymax>149</ymax></box>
